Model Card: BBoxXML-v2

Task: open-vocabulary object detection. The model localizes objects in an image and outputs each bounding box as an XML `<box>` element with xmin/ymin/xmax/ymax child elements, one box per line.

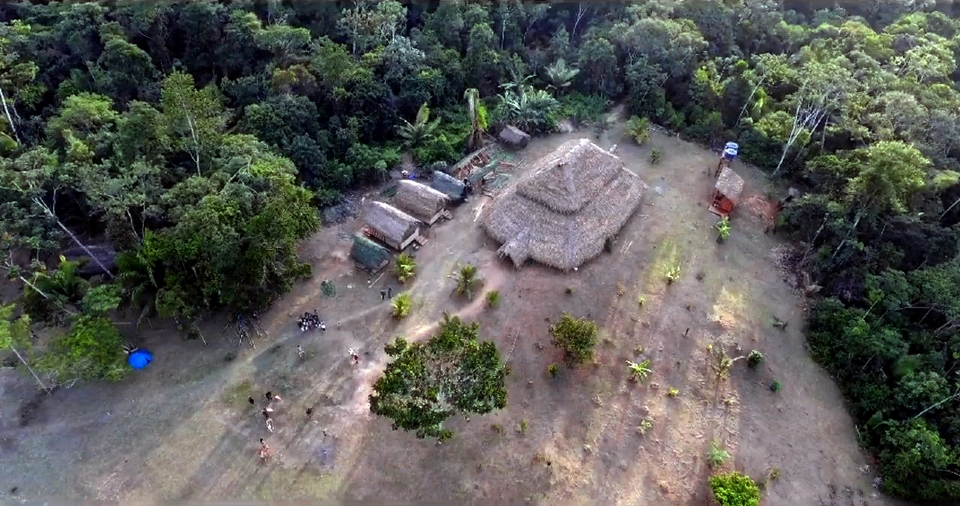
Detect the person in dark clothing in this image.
<box><xmin>380</xmin><ymin>289</ymin><xmax>387</xmax><ymax>300</ymax></box>
<box><xmin>387</xmin><ymin>287</ymin><xmax>393</xmax><ymax>298</ymax></box>
<box><xmin>248</xmin><ymin>397</ymin><xmax>255</xmax><ymax>406</ymax></box>
<box><xmin>265</xmin><ymin>391</ymin><xmax>273</xmax><ymax>402</ymax></box>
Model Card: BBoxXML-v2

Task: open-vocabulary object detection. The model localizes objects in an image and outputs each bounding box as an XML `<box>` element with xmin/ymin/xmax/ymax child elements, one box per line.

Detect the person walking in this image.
<box><xmin>297</xmin><ymin>344</ymin><xmax>305</xmax><ymax>360</ymax></box>
<box><xmin>259</xmin><ymin>438</ymin><xmax>270</xmax><ymax>460</ymax></box>
<box><xmin>380</xmin><ymin>289</ymin><xmax>387</xmax><ymax>300</ymax></box>
<box><xmin>266</xmin><ymin>417</ymin><xmax>275</xmax><ymax>433</ymax></box>
<box><xmin>387</xmin><ymin>286</ymin><xmax>392</xmax><ymax>298</ymax></box>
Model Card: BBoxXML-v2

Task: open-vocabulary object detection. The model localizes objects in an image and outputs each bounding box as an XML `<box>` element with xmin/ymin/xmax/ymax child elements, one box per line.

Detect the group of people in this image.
<box><xmin>297</xmin><ymin>309</ymin><xmax>325</xmax><ymax>332</ymax></box>
<box><xmin>251</xmin><ymin>391</ymin><xmax>283</xmax><ymax>460</ymax></box>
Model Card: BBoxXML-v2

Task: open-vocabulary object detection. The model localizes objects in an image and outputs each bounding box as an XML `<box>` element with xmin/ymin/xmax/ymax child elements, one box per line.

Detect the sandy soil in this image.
<box><xmin>0</xmin><ymin>124</ymin><xmax>905</xmax><ymax>506</ymax></box>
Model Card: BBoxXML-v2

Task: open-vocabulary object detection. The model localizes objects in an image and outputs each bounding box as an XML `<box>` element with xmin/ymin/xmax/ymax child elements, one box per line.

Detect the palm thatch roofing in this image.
<box><xmin>716</xmin><ymin>167</ymin><xmax>745</xmax><ymax>202</ymax></box>
<box><xmin>483</xmin><ymin>138</ymin><xmax>646</xmax><ymax>271</ymax></box>
<box><xmin>350</xmin><ymin>234</ymin><xmax>392</xmax><ymax>273</ymax></box>
<box><xmin>499</xmin><ymin>125</ymin><xmax>530</xmax><ymax>147</ymax></box>
<box><xmin>430</xmin><ymin>170</ymin><xmax>466</xmax><ymax>201</ymax></box>
<box><xmin>393</xmin><ymin>180</ymin><xmax>449</xmax><ymax>222</ymax></box>
<box><xmin>364</xmin><ymin>201</ymin><xmax>420</xmax><ymax>244</ymax></box>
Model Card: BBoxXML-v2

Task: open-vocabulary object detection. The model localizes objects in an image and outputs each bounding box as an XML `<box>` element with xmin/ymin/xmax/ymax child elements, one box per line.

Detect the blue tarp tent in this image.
<box><xmin>128</xmin><ymin>349</ymin><xmax>153</xmax><ymax>370</ymax></box>
<box><xmin>723</xmin><ymin>142</ymin><xmax>739</xmax><ymax>160</ymax></box>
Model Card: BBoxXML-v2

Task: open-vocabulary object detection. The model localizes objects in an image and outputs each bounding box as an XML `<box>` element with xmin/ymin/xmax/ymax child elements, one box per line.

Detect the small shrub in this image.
<box><xmin>708</xmin><ymin>441</ymin><xmax>731</xmax><ymax>468</ymax></box>
<box><xmin>637</xmin><ymin>419</ymin><xmax>653</xmax><ymax>435</ymax></box>
<box><xmin>649</xmin><ymin>146</ymin><xmax>663</xmax><ymax>164</ymax></box>
<box><xmin>490</xmin><ymin>423</ymin><xmax>504</xmax><ymax>434</ymax></box>
<box><xmin>767</xmin><ymin>467</ymin><xmax>781</xmax><ymax>481</ymax></box>
<box><xmin>517</xmin><ymin>418</ymin><xmax>528</xmax><ymax>434</ymax></box>
<box><xmin>547</xmin><ymin>363</ymin><xmax>559</xmax><ymax>378</ymax></box>
<box><xmin>637</xmin><ymin>295</ymin><xmax>646</xmax><ymax>306</ymax></box>
<box><xmin>709</xmin><ymin>472</ymin><xmax>761</xmax><ymax>506</ymax></box>
<box><xmin>391</xmin><ymin>293</ymin><xmax>413</xmax><ymax>318</ymax></box>
<box><xmin>634</xmin><ymin>344</ymin><xmax>645</xmax><ymax>354</ymax></box>
<box><xmin>770</xmin><ymin>379</ymin><xmax>782</xmax><ymax>392</ymax></box>
<box><xmin>747</xmin><ymin>350</ymin><xmax>763</xmax><ymax>368</ymax></box>
<box><xmin>565</xmin><ymin>286</ymin><xmax>574</xmax><ymax>294</ymax></box>
<box><xmin>393</xmin><ymin>253</ymin><xmax>417</xmax><ymax>283</ymax></box>
<box><xmin>665</xmin><ymin>262</ymin><xmax>681</xmax><ymax>284</ymax></box>
<box><xmin>667</xmin><ymin>387</ymin><xmax>680</xmax><ymax>397</ymax></box>
<box><xmin>626</xmin><ymin>359</ymin><xmax>652</xmax><ymax>382</ymax></box>
<box><xmin>626</xmin><ymin>116</ymin><xmax>650</xmax><ymax>145</ymax></box>
<box><xmin>617</xmin><ymin>283</ymin><xmax>625</xmax><ymax>296</ymax></box>
<box><xmin>695</xmin><ymin>271</ymin><xmax>705</xmax><ymax>282</ymax></box>
<box><xmin>486</xmin><ymin>290</ymin><xmax>500</xmax><ymax>308</ymax></box>
<box><xmin>550</xmin><ymin>313</ymin><xmax>598</xmax><ymax>367</ymax></box>
<box><xmin>709</xmin><ymin>343</ymin><xmax>735</xmax><ymax>381</ymax></box>
<box><xmin>716</xmin><ymin>217</ymin><xmax>731</xmax><ymax>243</ymax></box>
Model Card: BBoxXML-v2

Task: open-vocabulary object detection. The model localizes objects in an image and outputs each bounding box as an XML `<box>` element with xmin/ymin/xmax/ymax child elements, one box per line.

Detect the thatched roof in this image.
<box><xmin>483</xmin><ymin>138</ymin><xmax>646</xmax><ymax>271</ymax></box>
<box><xmin>716</xmin><ymin>167</ymin><xmax>744</xmax><ymax>202</ymax></box>
<box><xmin>364</xmin><ymin>201</ymin><xmax>420</xmax><ymax>244</ymax></box>
<box><xmin>350</xmin><ymin>234</ymin><xmax>392</xmax><ymax>273</ymax></box>
<box><xmin>430</xmin><ymin>170</ymin><xmax>466</xmax><ymax>201</ymax></box>
<box><xmin>516</xmin><ymin>138</ymin><xmax>624</xmax><ymax>214</ymax></box>
<box><xmin>499</xmin><ymin>125</ymin><xmax>530</xmax><ymax>146</ymax></box>
<box><xmin>393</xmin><ymin>180</ymin><xmax>449</xmax><ymax>221</ymax></box>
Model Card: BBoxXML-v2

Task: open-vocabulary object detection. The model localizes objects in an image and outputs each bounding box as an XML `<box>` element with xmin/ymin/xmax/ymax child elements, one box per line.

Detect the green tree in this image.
<box><xmin>161</xmin><ymin>71</ymin><xmax>224</xmax><ymax>176</ymax></box>
<box><xmin>369</xmin><ymin>314</ymin><xmax>509</xmax><ymax>441</ymax></box>
<box><xmin>0</xmin><ymin>303</ymin><xmax>49</xmax><ymax>392</ymax></box>
<box><xmin>397</xmin><ymin>102</ymin><xmax>440</xmax><ymax>150</ymax></box>
<box><xmin>41</xmin><ymin>315</ymin><xmax>128</xmax><ymax>382</ymax></box>
<box><xmin>550</xmin><ymin>313</ymin><xmax>598</xmax><ymax>367</ymax></box>
<box><xmin>577</xmin><ymin>36</ymin><xmax>619</xmax><ymax>98</ymax></box>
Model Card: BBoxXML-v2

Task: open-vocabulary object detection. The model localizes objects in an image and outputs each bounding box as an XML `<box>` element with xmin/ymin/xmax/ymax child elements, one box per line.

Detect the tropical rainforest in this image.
<box><xmin>1</xmin><ymin>0</ymin><xmax>960</xmax><ymax>501</ymax></box>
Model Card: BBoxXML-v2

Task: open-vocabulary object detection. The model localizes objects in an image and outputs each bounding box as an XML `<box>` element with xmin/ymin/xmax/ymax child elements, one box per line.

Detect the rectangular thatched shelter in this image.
<box><xmin>393</xmin><ymin>180</ymin><xmax>450</xmax><ymax>224</ymax></box>
<box><xmin>350</xmin><ymin>234</ymin><xmax>392</xmax><ymax>274</ymax></box>
<box><xmin>482</xmin><ymin>138</ymin><xmax>646</xmax><ymax>271</ymax></box>
<box><xmin>709</xmin><ymin>167</ymin><xmax>745</xmax><ymax>218</ymax></box>
<box><xmin>362</xmin><ymin>201</ymin><xmax>421</xmax><ymax>251</ymax></box>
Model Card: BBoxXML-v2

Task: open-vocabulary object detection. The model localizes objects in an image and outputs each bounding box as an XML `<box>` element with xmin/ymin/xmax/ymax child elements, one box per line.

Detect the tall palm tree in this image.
<box><xmin>397</xmin><ymin>102</ymin><xmax>441</xmax><ymax>149</ymax></box>
<box><xmin>544</xmin><ymin>58</ymin><xmax>580</xmax><ymax>95</ymax></box>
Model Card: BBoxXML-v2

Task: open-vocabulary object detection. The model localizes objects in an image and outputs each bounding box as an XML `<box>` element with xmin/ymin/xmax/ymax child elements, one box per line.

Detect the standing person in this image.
<box><xmin>266</xmin><ymin>417</ymin><xmax>275</xmax><ymax>433</ymax></box>
<box><xmin>380</xmin><ymin>289</ymin><xmax>387</xmax><ymax>300</ymax></box>
<box><xmin>297</xmin><ymin>344</ymin><xmax>305</xmax><ymax>360</ymax></box>
<box><xmin>259</xmin><ymin>438</ymin><xmax>270</xmax><ymax>460</ymax></box>
<box><xmin>387</xmin><ymin>286</ymin><xmax>392</xmax><ymax>299</ymax></box>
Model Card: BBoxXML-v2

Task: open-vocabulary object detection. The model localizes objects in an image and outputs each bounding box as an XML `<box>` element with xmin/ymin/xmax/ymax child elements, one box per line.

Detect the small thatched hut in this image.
<box><xmin>393</xmin><ymin>180</ymin><xmax>450</xmax><ymax>224</ymax></box>
<box><xmin>363</xmin><ymin>201</ymin><xmax>421</xmax><ymax>251</ymax></box>
<box><xmin>350</xmin><ymin>234</ymin><xmax>392</xmax><ymax>274</ymax></box>
<box><xmin>710</xmin><ymin>167</ymin><xmax>745</xmax><ymax>218</ymax></box>
<box><xmin>482</xmin><ymin>138</ymin><xmax>646</xmax><ymax>271</ymax></box>
<box><xmin>430</xmin><ymin>170</ymin><xmax>467</xmax><ymax>202</ymax></box>
<box><xmin>499</xmin><ymin>125</ymin><xmax>530</xmax><ymax>148</ymax></box>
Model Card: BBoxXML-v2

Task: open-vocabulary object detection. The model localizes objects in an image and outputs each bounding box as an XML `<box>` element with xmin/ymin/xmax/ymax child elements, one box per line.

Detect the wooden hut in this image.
<box><xmin>430</xmin><ymin>170</ymin><xmax>467</xmax><ymax>202</ymax></box>
<box><xmin>482</xmin><ymin>138</ymin><xmax>646</xmax><ymax>271</ymax></box>
<box><xmin>393</xmin><ymin>180</ymin><xmax>450</xmax><ymax>224</ymax></box>
<box><xmin>709</xmin><ymin>167</ymin><xmax>745</xmax><ymax>218</ymax></box>
<box><xmin>350</xmin><ymin>234</ymin><xmax>392</xmax><ymax>274</ymax></box>
<box><xmin>498</xmin><ymin>125</ymin><xmax>530</xmax><ymax>148</ymax></box>
<box><xmin>362</xmin><ymin>201</ymin><xmax>421</xmax><ymax>251</ymax></box>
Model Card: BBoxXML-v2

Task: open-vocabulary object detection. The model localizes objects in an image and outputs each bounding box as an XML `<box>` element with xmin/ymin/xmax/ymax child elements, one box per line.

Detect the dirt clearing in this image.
<box><xmin>0</xmin><ymin>125</ymin><xmax>903</xmax><ymax>506</ymax></box>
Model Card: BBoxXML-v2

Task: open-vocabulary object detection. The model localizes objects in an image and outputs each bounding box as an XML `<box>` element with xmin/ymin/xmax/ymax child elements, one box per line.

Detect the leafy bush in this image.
<box><xmin>486</xmin><ymin>290</ymin><xmax>500</xmax><ymax>308</ymax></box>
<box><xmin>708</xmin><ymin>441</ymin><xmax>731</xmax><ymax>468</ymax></box>
<box><xmin>557</xmin><ymin>93</ymin><xmax>608</xmax><ymax>125</ymax></box>
<box><xmin>649</xmin><ymin>146</ymin><xmax>662</xmax><ymax>164</ymax></box>
<box><xmin>747</xmin><ymin>350</ymin><xmax>763</xmax><ymax>368</ymax></box>
<box><xmin>665</xmin><ymin>261</ymin><xmax>681</xmax><ymax>284</ymax></box>
<box><xmin>393</xmin><ymin>253</ymin><xmax>417</xmax><ymax>284</ymax></box>
<box><xmin>42</xmin><ymin>316</ymin><xmax>128</xmax><ymax>381</ymax></box>
<box><xmin>626</xmin><ymin>116</ymin><xmax>650</xmax><ymax>145</ymax></box>
<box><xmin>709</xmin><ymin>472</ymin><xmax>761</xmax><ymax>506</ymax></box>
<box><xmin>550</xmin><ymin>313</ymin><xmax>598</xmax><ymax>367</ymax></box>
<box><xmin>716</xmin><ymin>217</ymin><xmax>731</xmax><ymax>242</ymax></box>
<box><xmin>391</xmin><ymin>293</ymin><xmax>413</xmax><ymax>318</ymax></box>
<box><xmin>626</xmin><ymin>359</ymin><xmax>652</xmax><ymax>382</ymax></box>
<box><xmin>547</xmin><ymin>363</ymin><xmax>559</xmax><ymax>378</ymax></box>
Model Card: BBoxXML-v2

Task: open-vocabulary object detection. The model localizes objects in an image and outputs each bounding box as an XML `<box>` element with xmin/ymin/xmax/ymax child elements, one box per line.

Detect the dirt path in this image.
<box><xmin>0</xmin><ymin>126</ymin><xmax>905</xmax><ymax>506</ymax></box>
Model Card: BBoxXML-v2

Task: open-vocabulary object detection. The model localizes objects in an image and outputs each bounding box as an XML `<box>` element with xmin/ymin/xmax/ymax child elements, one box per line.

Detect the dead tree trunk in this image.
<box><xmin>0</xmin><ymin>86</ymin><xmax>20</xmax><ymax>145</ymax></box>
<box><xmin>33</xmin><ymin>197</ymin><xmax>115</xmax><ymax>279</ymax></box>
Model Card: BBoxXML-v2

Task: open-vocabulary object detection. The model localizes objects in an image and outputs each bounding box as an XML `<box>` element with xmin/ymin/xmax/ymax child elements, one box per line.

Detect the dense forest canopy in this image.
<box><xmin>1</xmin><ymin>0</ymin><xmax>960</xmax><ymax>500</ymax></box>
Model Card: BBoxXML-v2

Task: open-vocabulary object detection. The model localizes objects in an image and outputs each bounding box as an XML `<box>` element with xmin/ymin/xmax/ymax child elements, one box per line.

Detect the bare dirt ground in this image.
<box><xmin>0</xmin><ymin>123</ymin><xmax>905</xmax><ymax>506</ymax></box>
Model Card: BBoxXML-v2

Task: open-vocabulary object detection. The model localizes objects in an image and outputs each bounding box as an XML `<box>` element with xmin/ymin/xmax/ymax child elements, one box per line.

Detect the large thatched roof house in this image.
<box><xmin>363</xmin><ymin>201</ymin><xmax>421</xmax><ymax>251</ymax></box>
<box><xmin>482</xmin><ymin>138</ymin><xmax>646</xmax><ymax>271</ymax></box>
<box><xmin>394</xmin><ymin>180</ymin><xmax>450</xmax><ymax>224</ymax></box>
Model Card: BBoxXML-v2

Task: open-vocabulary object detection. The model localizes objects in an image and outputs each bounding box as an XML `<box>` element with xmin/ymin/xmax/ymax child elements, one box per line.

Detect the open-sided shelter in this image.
<box><xmin>350</xmin><ymin>233</ymin><xmax>392</xmax><ymax>274</ymax></box>
<box><xmin>362</xmin><ymin>201</ymin><xmax>421</xmax><ymax>251</ymax></box>
<box><xmin>393</xmin><ymin>180</ymin><xmax>450</xmax><ymax>224</ymax></box>
<box><xmin>710</xmin><ymin>167</ymin><xmax>745</xmax><ymax>218</ymax></box>
<box><xmin>482</xmin><ymin>138</ymin><xmax>646</xmax><ymax>271</ymax></box>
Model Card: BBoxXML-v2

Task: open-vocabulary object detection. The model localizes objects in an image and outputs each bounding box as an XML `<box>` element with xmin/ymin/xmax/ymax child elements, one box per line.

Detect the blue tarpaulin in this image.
<box><xmin>723</xmin><ymin>142</ymin><xmax>739</xmax><ymax>160</ymax></box>
<box><xmin>128</xmin><ymin>349</ymin><xmax>153</xmax><ymax>370</ymax></box>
